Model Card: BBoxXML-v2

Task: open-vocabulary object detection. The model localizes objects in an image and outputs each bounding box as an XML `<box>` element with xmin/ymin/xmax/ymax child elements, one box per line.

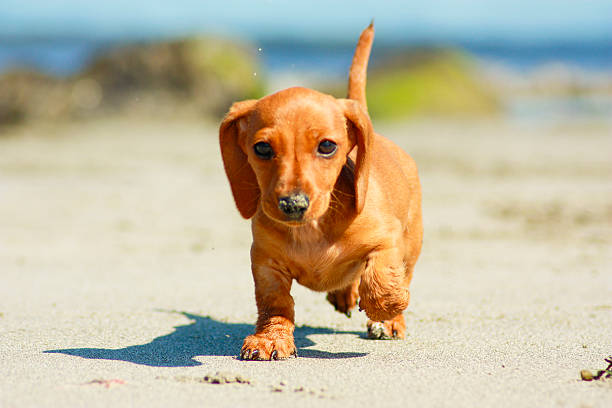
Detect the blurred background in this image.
<box><xmin>1</xmin><ymin>0</ymin><xmax>611</xmax><ymax>124</ymax></box>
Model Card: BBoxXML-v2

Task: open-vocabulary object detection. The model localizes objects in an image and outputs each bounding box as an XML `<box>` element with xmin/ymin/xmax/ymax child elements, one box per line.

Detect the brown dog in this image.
<box><xmin>219</xmin><ymin>23</ymin><xmax>422</xmax><ymax>360</ymax></box>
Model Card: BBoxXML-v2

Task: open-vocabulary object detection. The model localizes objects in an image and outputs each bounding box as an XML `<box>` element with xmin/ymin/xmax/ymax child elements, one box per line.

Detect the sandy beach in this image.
<box><xmin>1</xmin><ymin>116</ymin><xmax>611</xmax><ymax>407</ymax></box>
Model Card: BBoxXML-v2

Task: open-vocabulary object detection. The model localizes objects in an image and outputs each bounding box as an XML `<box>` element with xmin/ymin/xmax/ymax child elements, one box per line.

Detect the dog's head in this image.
<box><xmin>219</xmin><ymin>87</ymin><xmax>372</xmax><ymax>225</ymax></box>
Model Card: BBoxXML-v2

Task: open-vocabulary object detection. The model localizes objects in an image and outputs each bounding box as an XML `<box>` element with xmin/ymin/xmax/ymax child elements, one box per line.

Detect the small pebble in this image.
<box><xmin>581</xmin><ymin>369</ymin><xmax>594</xmax><ymax>381</ymax></box>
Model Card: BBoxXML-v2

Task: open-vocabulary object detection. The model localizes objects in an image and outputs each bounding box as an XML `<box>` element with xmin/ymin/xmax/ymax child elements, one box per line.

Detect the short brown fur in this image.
<box><xmin>219</xmin><ymin>23</ymin><xmax>422</xmax><ymax>360</ymax></box>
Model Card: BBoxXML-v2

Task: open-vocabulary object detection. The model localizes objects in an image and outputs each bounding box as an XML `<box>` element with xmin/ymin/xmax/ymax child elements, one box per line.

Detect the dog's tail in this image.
<box><xmin>347</xmin><ymin>21</ymin><xmax>374</xmax><ymax>110</ymax></box>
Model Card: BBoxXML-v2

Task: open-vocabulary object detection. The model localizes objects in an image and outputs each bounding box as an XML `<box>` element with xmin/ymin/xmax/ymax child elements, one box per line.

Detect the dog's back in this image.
<box><xmin>347</xmin><ymin>23</ymin><xmax>422</xmax><ymax>274</ymax></box>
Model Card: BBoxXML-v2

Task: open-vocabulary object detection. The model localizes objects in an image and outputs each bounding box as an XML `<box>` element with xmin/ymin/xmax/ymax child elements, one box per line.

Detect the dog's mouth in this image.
<box><xmin>261</xmin><ymin>205</ymin><xmax>309</xmax><ymax>226</ymax></box>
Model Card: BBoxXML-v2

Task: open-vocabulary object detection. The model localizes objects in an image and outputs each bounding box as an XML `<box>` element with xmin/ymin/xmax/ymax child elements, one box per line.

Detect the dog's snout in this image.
<box><xmin>278</xmin><ymin>193</ymin><xmax>310</xmax><ymax>220</ymax></box>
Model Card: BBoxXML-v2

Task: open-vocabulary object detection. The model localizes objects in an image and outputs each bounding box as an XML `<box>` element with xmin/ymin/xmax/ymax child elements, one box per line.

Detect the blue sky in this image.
<box><xmin>1</xmin><ymin>0</ymin><xmax>611</xmax><ymax>43</ymax></box>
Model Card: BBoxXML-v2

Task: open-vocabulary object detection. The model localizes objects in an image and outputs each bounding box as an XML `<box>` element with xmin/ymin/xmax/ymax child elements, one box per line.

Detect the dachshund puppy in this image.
<box><xmin>219</xmin><ymin>23</ymin><xmax>422</xmax><ymax>360</ymax></box>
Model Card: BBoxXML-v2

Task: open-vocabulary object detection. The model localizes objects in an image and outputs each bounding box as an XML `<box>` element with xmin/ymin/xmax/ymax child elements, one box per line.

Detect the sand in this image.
<box><xmin>0</xmin><ymin>117</ymin><xmax>611</xmax><ymax>407</ymax></box>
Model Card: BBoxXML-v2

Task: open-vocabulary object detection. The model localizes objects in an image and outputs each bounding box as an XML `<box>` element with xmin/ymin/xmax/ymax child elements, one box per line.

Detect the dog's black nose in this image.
<box><xmin>278</xmin><ymin>193</ymin><xmax>310</xmax><ymax>220</ymax></box>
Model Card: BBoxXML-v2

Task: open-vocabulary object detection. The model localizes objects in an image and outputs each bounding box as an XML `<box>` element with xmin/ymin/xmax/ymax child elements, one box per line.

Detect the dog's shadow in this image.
<box><xmin>44</xmin><ymin>311</ymin><xmax>366</xmax><ymax>366</ymax></box>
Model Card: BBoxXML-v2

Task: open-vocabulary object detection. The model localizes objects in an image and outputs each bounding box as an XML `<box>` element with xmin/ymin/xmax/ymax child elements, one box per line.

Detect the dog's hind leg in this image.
<box><xmin>326</xmin><ymin>278</ymin><xmax>360</xmax><ymax>317</ymax></box>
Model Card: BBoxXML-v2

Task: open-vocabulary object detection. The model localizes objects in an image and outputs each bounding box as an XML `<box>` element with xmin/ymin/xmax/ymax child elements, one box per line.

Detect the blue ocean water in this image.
<box><xmin>0</xmin><ymin>40</ymin><xmax>110</xmax><ymax>76</ymax></box>
<box><xmin>1</xmin><ymin>39</ymin><xmax>611</xmax><ymax>77</ymax></box>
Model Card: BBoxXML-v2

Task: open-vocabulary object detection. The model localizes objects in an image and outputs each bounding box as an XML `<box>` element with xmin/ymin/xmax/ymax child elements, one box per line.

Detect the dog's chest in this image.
<box><xmin>283</xmin><ymin>232</ymin><xmax>363</xmax><ymax>292</ymax></box>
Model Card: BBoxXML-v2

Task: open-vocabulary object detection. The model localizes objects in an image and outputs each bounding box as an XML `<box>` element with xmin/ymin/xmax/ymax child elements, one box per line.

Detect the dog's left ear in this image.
<box><xmin>219</xmin><ymin>99</ymin><xmax>259</xmax><ymax>219</ymax></box>
<box><xmin>338</xmin><ymin>99</ymin><xmax>373</xmax><ymax>214</ymax></box>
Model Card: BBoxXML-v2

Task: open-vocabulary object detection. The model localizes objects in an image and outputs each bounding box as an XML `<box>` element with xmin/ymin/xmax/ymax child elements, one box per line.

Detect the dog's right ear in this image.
<box><xmin>219</xmin><ymin>99</ymin><xmax>259</xmax><ymax>219</ymax></box>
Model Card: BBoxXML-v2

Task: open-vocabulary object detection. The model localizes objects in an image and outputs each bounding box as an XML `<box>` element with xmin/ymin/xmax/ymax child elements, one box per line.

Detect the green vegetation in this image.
<box><xmin>365</xmin><ymin>49</ymin><xmax>499</xmax><ymax>119</ymax></box>
<box><xmin>181</xmin><ymin>38</ymin><xmax>265</xmax><ymax>102</ymax></box>
<box><xmin>0</xmin><ymin>37</ymin><xmax>265</xmax><ymax>126</ymax></box>
<box><xmin>322</xmin><ymin>48</ymin><xmax>499</xmax><ymax>120</ymax></box>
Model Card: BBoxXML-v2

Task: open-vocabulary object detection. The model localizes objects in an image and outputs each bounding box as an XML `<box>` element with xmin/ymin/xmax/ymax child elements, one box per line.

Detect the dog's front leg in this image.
<box><xmin>240</xmin><ymin>263</ymin><xmax>297</xmax><ymax>360</ymax></box>
<box><xmin>358</xmin><ymin>248</ymin><xmax>411</xmax><ymax>322</ymax></box>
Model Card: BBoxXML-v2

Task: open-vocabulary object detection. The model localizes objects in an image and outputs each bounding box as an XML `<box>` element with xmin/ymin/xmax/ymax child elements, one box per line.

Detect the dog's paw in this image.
<box><xmin>366</xmin><ymin>314</ymin><xmax>406</xmax><ymax>340</ymax></box>
<box><xmin>326</xmin><ymin>281</ymin><xmax>359</xmax><ymax>317</ymax></box>
<box><xmin>239</xmin><ymin>334</ymin><xmax>297</xmax><ymax>361</ymax></box>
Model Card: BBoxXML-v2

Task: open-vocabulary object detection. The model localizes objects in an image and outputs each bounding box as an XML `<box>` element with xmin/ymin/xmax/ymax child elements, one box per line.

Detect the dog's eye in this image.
<box><xmin>253</xmin><ymin>142</ymin><xmax>274</xmax><ymax>159</ymax></box>
<box><xmin>317</xmin><ymin>140</ymin><xmax>337</xmax><ymax>157</ymax></box>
